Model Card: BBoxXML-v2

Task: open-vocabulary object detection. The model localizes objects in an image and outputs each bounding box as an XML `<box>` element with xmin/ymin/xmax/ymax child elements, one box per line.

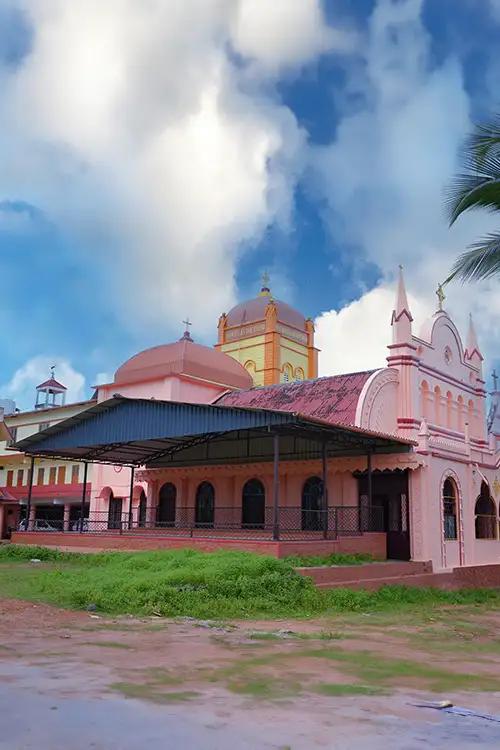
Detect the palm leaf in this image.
<box><xmin>445</xmin><ymin>232</ymin><xmax>500</xmax><ymax>282</ymax></box>
<box><xmin>468</xmin><ymin>115</ymin><xmax>500</xmax><ymax>164</ymax></box>
<box><xmin>447</xmin><ymin>115</ymin><xmax>500</xmax><ymax>225</ymax></box>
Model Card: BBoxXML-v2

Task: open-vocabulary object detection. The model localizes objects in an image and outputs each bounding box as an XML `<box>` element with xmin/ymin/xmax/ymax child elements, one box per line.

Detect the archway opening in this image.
<box><xmin>195</xmin><ymin>482</ymin><xmax>215</xmax><ymax>527</ymax></box>
<box><xmin>475</xmin><ymin>481</ymin><xmax>497</xmax><ymax>539</ymax></box>
<box><xmin>301</xmin><ymin>476</ymin><xmax>323</xmax><ymax>531</ymax></box>
<box><xmin>138</xmin><ymin>490</ymin><xmax>147</xmax><ymax>528</ymax></box>
<box><xmin>107</xmin><ymin>490</ymin><xmax>123</xmax><ymax>530</ymax></box>
<box><xmin>442</xmin><ymin>478</ymin><xmax>458</xmax><ymax>540</ymax></box>
<box><xmin>242</xmin><ymin>479</ymin><xmax>265</xmax><ymax>529</ymax></box>
<box><xmin>158</xmin><ymin>482</ymin><xmax>176</xmax><ymax>527</ymax></box>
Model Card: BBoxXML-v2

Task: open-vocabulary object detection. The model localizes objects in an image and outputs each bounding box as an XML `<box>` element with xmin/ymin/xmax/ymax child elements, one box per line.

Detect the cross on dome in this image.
<box><xmin>259</xmin><ymin>270</ymin><xmax>271</xmax><ymax>297</ymax></box>
<box><xmin>180</xmin><ymin>317</ymin><xmax>193</xmax><ymax>342</ymax></box>
<box><xmin>493</xmin><ymin>369</ymin><xmax>499</xmax><ymax>391</ymax></box>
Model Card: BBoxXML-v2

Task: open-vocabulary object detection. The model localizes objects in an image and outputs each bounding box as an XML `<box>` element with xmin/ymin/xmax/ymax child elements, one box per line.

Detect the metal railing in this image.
<box><xmin>18</xmin><ymin>504</ymin><xmax>385</xmax><ymax>541</ymax></box>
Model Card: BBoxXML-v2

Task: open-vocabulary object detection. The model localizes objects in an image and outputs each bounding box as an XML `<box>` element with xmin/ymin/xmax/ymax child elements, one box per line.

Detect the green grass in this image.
<box><xmin>285</xmin><ymin>552</ymin><xmax>376</xmax><ymax>567</ymax></box>
<box><xmin>300</xmin><ymin>647</ymin><xmax>500</xmax><ymax>692</ymax></box>
<box><xmin>1</xmin><ymin>545</ymin><xmax>500</xmax><ymax>620</ymax></box>
<box><xmin>314</xmin><ymin>682</ymin><xmax>384</xmax><ymax>696</ymax></box>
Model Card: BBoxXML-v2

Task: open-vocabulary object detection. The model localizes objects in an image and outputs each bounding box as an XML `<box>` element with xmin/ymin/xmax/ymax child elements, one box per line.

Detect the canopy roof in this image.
<box><xmin>14</xmin><ymin>396</ymin><xmax>414</xmax><ymax>468</ymax></box>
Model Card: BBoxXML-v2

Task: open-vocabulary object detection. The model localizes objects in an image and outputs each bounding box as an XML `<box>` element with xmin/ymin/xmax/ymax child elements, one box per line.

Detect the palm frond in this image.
<box><xmin>447</xmin><ymin>114</ymin><xmax>500</xmax><ymax>226</ymax></box>
<box><xmin>445</xmin><ymin>232</ymin><xmax>500</xmax><ymax>283</ymax></box>
<box><xmin>446</xmin><ymin>175</ymin><xmax>500</xmax><ymax>224</ymax></box>
<box><xmin>468</xmin><ymin>115</ymin><xmax>500</xmax><ymax>164</ymax></box>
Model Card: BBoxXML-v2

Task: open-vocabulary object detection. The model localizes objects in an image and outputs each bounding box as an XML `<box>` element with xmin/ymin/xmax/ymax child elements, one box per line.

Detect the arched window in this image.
<box><xmin>421</xmin><ymin>381</ymin><xmax>429</xmax><ymax>419</ymax></box>
<box><xmin>301</xmin><ymin>476</ymin><xmax>324</xmax><ymax>531</ymax></box>
<box><xmin>244</xmin><ymin>360</ymin><xmax>256</xmax><ymax>380</ymax></box>
<box><xmin>467</xmin><ymin>399</ymin><xmax>475</xmax><ymax>436</ymax></box>
<box><xmin>281</xmin><ymin>363</ymin><xmax>293</xmax><ymax>383</ymax></box>
<box><xmin>434</xmin><ymin>386</ymin><xmax>441</xmax><ymax>425</ymax></box>
<box><xmin>242</xmin><ymin>479</ymin><xmax>265</xmax><ymax>529</ymax></box>
<box><xmin>158</xmin><ymin>482</ymin><xmax>176</xmax><ymax>526</ymax></box>
<box><xmin>446</xmin><ymin>391</ymin><xmax>453</xmax><ymax>429</ymax></box>
<box><xmin>457</xmin><ymin>395</ymin><xmax>464</xmax><ymax>431</ymax></box>
<box><xmin>195</xmin><ymin>481</ymin><xmax>215</xmax><ymax>527</ymax></box>
<box><xmin>475</xmin><ymin>482</ymin><xmax>497</xmax><ymax>539</ymax></box>
<box><xmin>442</xmin><ymin>478</ymin><xmax>457</xmax><ymax>540</ymax></box>
<box><xmin>295</xmin><ymin>367</ymin><xmax>305</xmax><ymax>381</ymax></box>
<box><xmin>138</xmin><ymin>490</ymin><xmax>147</xmax><ymax>528</ymax></box>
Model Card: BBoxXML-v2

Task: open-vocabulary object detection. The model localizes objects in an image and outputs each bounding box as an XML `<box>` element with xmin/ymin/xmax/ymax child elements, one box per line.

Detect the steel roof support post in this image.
<box><xmin>273</xmin><ymin>433</ymin><xmax>280</xmax><ymax>541</ymax></box>
<box><xmin>79</xmin><ymin>462</ymin><xmax>88</xmax><ymax>533</ymax></box>
<box><xmin>366</xmin><ymin>451</ymin><xmax>373</xmax><ymax>532</ymax></box>
<box><xmin>322</xmin><ymin>442</ymin><xmax>329</xmax><ymax>539</ymax></box>
<box><xmin>128</xmin><ymin>466</ymin><xmax>135</xmax><ymax>530</ymax></box>
<box><xmin>25</xmin><ymin>456</ymin><xmax>35</xmax><ymax>532</ymax></box>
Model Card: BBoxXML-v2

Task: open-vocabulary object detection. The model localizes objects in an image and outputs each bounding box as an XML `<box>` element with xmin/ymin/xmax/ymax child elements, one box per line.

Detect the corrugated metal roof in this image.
<box><xmin>216</xmin><ymin>371</ymin><xmax>376</xmax><ymax>425</ymax></box>
<box><xmin>13</xmin><ymin>395</ymin><xmax>413</xmax><ymax>467</ymax></box>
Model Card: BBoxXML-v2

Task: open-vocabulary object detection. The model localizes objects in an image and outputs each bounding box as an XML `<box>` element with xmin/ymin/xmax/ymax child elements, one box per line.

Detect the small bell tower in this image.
<box><xmin>35</xmin><ymin>366</ymin><xmax>67</xmax><ymax>410</ymax></box>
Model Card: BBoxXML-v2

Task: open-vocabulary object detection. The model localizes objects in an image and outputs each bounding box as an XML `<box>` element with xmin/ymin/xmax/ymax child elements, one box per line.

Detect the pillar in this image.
<box><xmin>63</xmin><ymin>504</ymin><xmax>71</xmax><ymax>532</ymax></box>
<box><xmin>273</xmin><ymin>433</ymin><xmax>280</xmax><ymax>540</ymax></box>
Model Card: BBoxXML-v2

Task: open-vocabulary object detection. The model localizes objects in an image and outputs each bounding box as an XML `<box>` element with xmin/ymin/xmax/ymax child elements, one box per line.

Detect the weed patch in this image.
<box><xmin>1</xmin><ymin>546</ymin><xmax>500</xmax><ymax>620</ymax></box>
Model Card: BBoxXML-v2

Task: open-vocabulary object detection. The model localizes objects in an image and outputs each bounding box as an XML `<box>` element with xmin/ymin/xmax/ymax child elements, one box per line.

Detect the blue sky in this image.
<box><xmin>0</xmin><ymin>0</ymin><xmax>499</xmax><ymax>408</ymax></box>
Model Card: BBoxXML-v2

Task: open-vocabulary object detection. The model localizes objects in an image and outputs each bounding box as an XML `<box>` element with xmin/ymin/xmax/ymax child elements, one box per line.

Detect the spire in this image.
<box><xmin>392</xmin><ymin>266</ymin><xmax>413</xmax><ymax>323</ymax></box>
<box><xmin>391</xmin><ymin>266</ymin><xmax>413</xmax><ymax>344</ymax></box>
<box><xmin>465</xmin><ymin>313</ymin><xmax>483</xmax><ymax>362</ymax></box>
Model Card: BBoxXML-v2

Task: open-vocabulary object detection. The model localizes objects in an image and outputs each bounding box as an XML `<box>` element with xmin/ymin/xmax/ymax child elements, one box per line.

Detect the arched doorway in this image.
<box><xmin>158</xmin><ymin>483</ymin><xmax>176</xmax><ymax>526</ymax></box>
<box><xmin>107</xmin><ymin>490</ymin><xmax>123</xmax><ymax>530</ymax></box>
<box><xmin>475</xmin><ymin>482</ymin><xmax>497</xmax><ymax>539</ymax></box>
<box><xmin>302</xmin><ymin>476</ymin><xmax>323</xmax><ymax>531</ymax></box>
<box><xmin>242</xmin><ymin>479</ymin><xmax>265</xmax><ymax>528</ymax></box>
<box><xmin>138</xmin><ymin>490</ymin><xmax>147</xmax><ymax>528</ymax></box>
<box><xmin>195</xmin><ymin>482</ymin><xmax>215</xmax><ymax>527</ymax></box>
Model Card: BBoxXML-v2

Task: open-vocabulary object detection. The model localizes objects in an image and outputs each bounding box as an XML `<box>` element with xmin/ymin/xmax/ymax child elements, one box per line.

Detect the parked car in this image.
<box><xmin>18</xmin><ymin>518</ymin><xmax>60</xmax><ymax>532</ymax></box>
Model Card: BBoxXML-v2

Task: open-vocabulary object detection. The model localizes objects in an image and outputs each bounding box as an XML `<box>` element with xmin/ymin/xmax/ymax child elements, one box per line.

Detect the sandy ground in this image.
<box><xmin>1</xmin><ymin>599</ymin><xmax>500</xmax><ymax>749</ymax></box>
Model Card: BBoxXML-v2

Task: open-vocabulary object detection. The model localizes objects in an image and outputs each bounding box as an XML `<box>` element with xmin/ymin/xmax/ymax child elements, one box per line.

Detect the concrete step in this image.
<box><xmin>298</xmin><ymin>561</ymin><xmax>433</xmax><ymax>586</ymax></box>
<box><xmin>316</xmin><ymin>571</ymin><xmax>456</xmax><ymax>591</ymax></box>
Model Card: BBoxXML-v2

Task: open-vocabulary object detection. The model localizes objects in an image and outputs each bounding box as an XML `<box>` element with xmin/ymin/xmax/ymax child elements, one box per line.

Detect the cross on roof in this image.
<box><xmin>493</xmin><ymin>369</ymin><xmax>499</xmax><ymax>391</ymax></box>
<box><xmin>182</xmin><ymin>317</ymin><xmax>192</xmax><ymax>330</ymax></box>
<box><xmin>261</xmin><ymin>270</ymin><xmax>270</xmax><ymax>288</ymax></box>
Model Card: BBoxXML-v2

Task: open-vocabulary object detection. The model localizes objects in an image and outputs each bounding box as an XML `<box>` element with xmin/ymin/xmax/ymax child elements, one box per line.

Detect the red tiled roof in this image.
<box><xmin>37</xmin><ymin>377</ymin><xmax>67</xmax><ymax>390</ymax></box>
<box><xmin>216</xmin><ymin>371</ymin><xmax>377</xmax><ymax>426</ymax></box>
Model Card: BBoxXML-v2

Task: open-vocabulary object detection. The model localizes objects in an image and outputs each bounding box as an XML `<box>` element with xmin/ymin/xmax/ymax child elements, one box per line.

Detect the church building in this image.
<box><xmin>2</xmin><ymin>270</ymin><xmax>500</xmax><ymax>575</ymax></box>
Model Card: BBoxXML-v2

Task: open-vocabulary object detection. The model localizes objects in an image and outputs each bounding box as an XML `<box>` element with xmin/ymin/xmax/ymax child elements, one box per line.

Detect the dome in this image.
<box><xmin>115</xmin><ymin>337</ymin><xmax>253</xmax><ymax>389</ymax></box>
<box><xmin>226</xmin><ymin>295</ymin><xmax>306</xmax><ymax>330</ymax></box>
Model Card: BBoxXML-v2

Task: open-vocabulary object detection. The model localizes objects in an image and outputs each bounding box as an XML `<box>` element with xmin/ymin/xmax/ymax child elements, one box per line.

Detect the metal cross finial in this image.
<box><xmin>493</xmin><ymin>369</ymin><xmax>499</xmax><ymax>391</ymax></box>
<box><xmin>181</xmin><ymin>317</ymin><xmax>193</xmax><ymax>342</ymax></box>
<box><xmin>436</xmin><ymin>283</ymin><xmax>446</xmax><ymax>311</ymax></box>
<box><xmin>261</xmin><ymin>270</ymin><xmax>270</xmax><ymax>289</ymax></box>
<box><xmin>50</xmin><ymin>365</ymin><xmax>55</xmax><ymax>378</ymax></box>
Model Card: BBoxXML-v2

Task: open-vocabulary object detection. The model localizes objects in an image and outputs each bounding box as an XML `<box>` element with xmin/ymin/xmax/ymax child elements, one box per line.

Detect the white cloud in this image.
<box><xmin>315</xmin><ymin>283</ymin><xmax>430</xmax><ymax>375</ymax></box>
<box><xmin>1</xmin><ymin>356</ymin><xmax>86</xmax><ymax>410</ymax></box>
<box><xmin>0</xmin><ymin>0</ymin><xmax>340</xmax><ymax>337</ymax></box>
<box><xmin>311</xmin><ymin>0</ymin><xmax>500</xmax><ymax>375</ymax></box>
<box><xmin>230</xmin><ymin>0</ymin><xmax>356</xmax><ymax>74</ymax></box>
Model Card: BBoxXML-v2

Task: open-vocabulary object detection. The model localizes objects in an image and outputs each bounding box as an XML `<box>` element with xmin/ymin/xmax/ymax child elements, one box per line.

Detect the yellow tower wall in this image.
<box><xmin>279</xmin><ymin>339</ymin><xmax>309</xmax><ymax>381</ymax></box>
<box><xmin>220</xmin><ymin>336</ymin><xmax>266</xmax><ymax>386</ymax></box>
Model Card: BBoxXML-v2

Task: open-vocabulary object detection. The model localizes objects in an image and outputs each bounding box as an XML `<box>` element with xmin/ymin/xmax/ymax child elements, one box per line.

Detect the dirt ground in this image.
<box><xmin>1</xmin><ymin>598</ymin><xmax>500</xmax><ymax>749</ymax></box>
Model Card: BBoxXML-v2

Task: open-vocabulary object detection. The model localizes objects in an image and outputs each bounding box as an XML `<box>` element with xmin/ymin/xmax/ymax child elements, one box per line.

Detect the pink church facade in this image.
<box><xmin>8</xmin><ymin>273</ymin><xmax>500</xmax><ymax>571</ymax></box>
